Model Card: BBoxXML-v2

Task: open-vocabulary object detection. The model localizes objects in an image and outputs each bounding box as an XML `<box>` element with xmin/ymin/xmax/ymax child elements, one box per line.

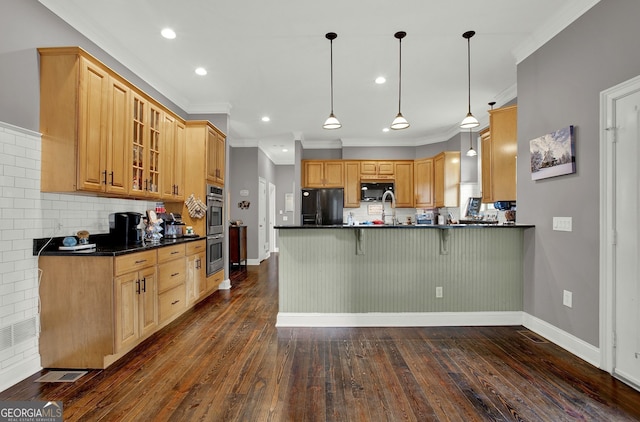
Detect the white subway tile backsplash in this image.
<box><xmin>0</xmin><ymin>120</ymin><xmax>158</xmax><ymax>388</ymax></box>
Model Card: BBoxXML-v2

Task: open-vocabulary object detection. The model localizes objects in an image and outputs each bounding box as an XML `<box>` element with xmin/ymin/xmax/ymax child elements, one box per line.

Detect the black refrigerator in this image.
<box><xmin>301</xmin><ymin>188</ymin><xmax>344</xmax><ymax>226</ymax></box>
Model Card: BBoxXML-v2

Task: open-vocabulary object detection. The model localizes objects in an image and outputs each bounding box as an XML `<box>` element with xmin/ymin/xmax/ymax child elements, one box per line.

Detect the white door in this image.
<box><xmin>258</xmin><ymin>177</ymin><xmax>267</xmax><ymax>261</ymax></box>
<box><xmin>612</xmin><ymin>88</ymin><xmax>640</xmax><ymax>388</ymax></box>
<box><xmin>269</xmin><ymin>182</ymin><xmax>276</xmax><ymax>253</ymax></box>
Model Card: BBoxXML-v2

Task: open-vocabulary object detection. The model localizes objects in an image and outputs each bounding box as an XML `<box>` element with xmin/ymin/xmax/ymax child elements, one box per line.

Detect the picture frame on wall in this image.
<box><xmin>529</xmin><ymin>125</ymin><xmax>576</xmax><ymax>180</ymax></box>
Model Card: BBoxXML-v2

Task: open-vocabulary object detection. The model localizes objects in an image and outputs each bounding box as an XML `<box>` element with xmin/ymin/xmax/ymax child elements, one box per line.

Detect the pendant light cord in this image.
<box><xmin>330</xmin><ymin>37</ymin><xmax>335</xmax><ymax>114</ymax></box>
<box><xmin>398</xmin><ymin>36</ymin><xmax>402</xmax><ymax>114</ymax></box>
<box><xmin>467</xmin><ymin>36</ymin><xmax>471</xmax><ymax>114</ymax></box>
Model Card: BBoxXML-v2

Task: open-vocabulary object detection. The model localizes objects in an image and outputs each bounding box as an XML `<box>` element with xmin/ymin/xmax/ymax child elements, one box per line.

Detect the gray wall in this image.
<box><xmin>228</xmin><ymin>147</ymin><xmax>260</xmax><ymax>260</ymax></box>
<box><xmin>518</xmin><ymin>0</ymin><xmax>640</xmax><ymax>347</ymax></box>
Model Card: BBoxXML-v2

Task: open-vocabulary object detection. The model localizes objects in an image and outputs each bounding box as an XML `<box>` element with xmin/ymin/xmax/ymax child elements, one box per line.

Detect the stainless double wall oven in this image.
<box><xmin>206</xmin><ymin>185</ymin><xmax>224</xmax><ymax>276</ymax></box>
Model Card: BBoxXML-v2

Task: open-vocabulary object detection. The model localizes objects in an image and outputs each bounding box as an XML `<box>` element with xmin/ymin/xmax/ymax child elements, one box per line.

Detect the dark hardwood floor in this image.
<box><xmin>3</xmin><ymin>254</ymin><xmax>640</xmax><ymax>421</ymax></box>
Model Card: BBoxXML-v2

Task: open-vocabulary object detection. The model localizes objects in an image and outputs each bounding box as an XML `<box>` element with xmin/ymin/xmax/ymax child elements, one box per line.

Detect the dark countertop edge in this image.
<box><xmin>34</xmin><ymin>235</ymin><xmax>204</xmax><ymax>257</ymax></box>
<box><xmin>275</xmin><ymin>224</ymin><xmax>535</xmax><ymax>229</ymax></box>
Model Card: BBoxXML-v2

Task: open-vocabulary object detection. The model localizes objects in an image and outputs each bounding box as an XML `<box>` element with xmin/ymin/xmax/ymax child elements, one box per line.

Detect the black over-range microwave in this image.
<box><xmin>360</xmin><ymin>182</ymin><xmax>394</xmax><ymax>201</ymax></box>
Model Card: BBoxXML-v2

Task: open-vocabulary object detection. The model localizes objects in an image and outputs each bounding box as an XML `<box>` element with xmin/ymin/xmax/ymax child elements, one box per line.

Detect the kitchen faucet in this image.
<box><xmin>381</xmin><ymin>190</ymin><xmax>397</xmax><ymax>225</ymax></box>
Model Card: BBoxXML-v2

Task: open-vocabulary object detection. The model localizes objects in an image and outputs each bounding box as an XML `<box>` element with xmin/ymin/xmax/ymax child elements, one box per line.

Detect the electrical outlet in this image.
<box><xmin>563</xmin><ymin>290</ymin><xmax>573</xmax><ymax>308</ymax></box>
<box><xmin>435</xmin><ymin>286</ymin><xmax>443</xmax><ymax>298</ymax></box>
<box><xmin>553</xmin><ymin>217</ymin><xmax>572</xmax><ymax>232</ymax></box>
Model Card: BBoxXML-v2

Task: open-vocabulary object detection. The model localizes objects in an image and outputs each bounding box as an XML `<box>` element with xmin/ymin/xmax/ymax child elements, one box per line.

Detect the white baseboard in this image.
<box><xmin>522</xmin><ymin>313</ymin><xmax>600</xmax><ymax>367</ymax></box>
<box><xmin>247</xmin><ymin>258</ymin><xmax>260</xmax><ymax>266</ymax></box>
<box><xmin>218</xmin><ymin>278</ymin><xmax>231</xmax><ymax>290</ymax></box>
<box><xmin>0</xmin><ymin>355</ymin><xmax>41</xmax><ymax>393</ymax></box>
<box><xmin>276</xmin><ymin>311</ymin><xmax>524</xmax><ymax>327</ymax></box>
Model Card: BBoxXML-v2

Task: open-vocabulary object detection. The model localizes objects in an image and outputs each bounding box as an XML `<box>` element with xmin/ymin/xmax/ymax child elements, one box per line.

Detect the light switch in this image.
<box><xmin>553</xmin><ymin>217</ymin><xmax>572</xmax><ymax>232</ymax></box>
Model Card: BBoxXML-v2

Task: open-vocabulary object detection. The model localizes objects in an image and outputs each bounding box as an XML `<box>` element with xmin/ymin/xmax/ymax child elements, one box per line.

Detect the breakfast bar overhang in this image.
<box><xmin>275</xmin><ymin>225</ymin><xmax>534</xmax><ymax>327</ymax></box>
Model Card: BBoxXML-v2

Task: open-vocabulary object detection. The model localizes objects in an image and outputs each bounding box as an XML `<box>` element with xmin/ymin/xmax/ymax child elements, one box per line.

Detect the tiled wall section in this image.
<box><xmin>0</xmin><ymin>121</ymin><xmax>155</xmax><ymax>391</ymax></box>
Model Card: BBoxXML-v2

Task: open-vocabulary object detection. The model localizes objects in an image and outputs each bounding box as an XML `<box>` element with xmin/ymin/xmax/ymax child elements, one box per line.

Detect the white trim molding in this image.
<box><xmin>276</xmin><ymin>311</ymin><xmax>523</xmax><ymax>328</ymax></box>
<box><xmin>523</xmin><ymin>313</ymin><xmax>600</xmax><ymax>367</ymax></box>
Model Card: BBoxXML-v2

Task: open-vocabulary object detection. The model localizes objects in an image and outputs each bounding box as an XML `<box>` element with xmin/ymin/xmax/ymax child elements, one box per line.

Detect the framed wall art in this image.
<box><xmin>530</xmin><ymin>125</ymin><xmax>576</xmax><ymax>180</ymax></box>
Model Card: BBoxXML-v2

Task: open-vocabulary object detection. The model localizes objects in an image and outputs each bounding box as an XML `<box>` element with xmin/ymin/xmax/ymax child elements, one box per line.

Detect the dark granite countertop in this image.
<box><xmin>276</xmin><ymin>224</ymin><xmax>534</xmax><ymax>229</ymax></box>
<box><xmin>34</xmin><ymin>233</ymin><xmax>204</xmax><ymax>257</ymax></box>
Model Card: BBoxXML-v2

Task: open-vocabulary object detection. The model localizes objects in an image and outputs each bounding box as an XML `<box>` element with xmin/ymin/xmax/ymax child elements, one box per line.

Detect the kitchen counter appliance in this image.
<box><xmin>109</xmin><ymin>212</ymin><xmax>143</xmax><ymax>244</ymax></box>
<box><xmin>158</xmin><ymin>213</ymin><xmax>186</xmax><ymax>238</ymax></box>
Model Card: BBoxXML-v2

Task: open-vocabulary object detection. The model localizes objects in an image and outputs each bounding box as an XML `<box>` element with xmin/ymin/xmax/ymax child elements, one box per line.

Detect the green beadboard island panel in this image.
<box><xmin>277</xmin><ymin>226</ymin><xmax>533</xmax><ymax>326</ymax></box>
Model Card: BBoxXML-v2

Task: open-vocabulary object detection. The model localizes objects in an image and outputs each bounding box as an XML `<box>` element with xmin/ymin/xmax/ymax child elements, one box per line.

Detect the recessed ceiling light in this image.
<box><xmin>261</xmin><ymin>116</ymin><xmax>270</xmax><ymax>122</ymax></box>
<box><xmin>161</xmin><ymin>28</ymin><xmax>176</xmax><ymax>39</ymax></box>
<box><xmin>375</xmin><ymin>76</ymin><xmax>386</xmax><ymax>84</ymax></box>
<box><xmin>382</xmin><ymin>127</ymin><xmax>390</xmax><ymax>132</ymax></box>
<box><xmin>195</xmin><ymin>67</ymin><xmax>207</xmax><ymax>76</ymax></box>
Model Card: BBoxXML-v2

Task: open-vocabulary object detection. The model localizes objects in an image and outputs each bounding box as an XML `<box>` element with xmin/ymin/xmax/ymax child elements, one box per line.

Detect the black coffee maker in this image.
<box><xmin>109</xmin><ymin>212</ymin><xmax>143</xmax><ymax>244</ymax></box>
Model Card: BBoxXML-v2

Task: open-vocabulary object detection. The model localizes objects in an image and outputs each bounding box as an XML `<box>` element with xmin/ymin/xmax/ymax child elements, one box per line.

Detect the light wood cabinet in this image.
<box><xmin>40</xmin><ymin>49</ymin><xmax>131</xmax><ymax>195</ymax></box>
<box><xmin>157</xmin><ymin>244</ymin><xmax>186</xmax><ymax>323</ymax></box>
<box><xmin>130</xmin><ymin>95</ymin><xmax>162</xmax><ymax>198</ymax></box>
<box><xmin>360</xmin><ymin>161</ymin><xmax>394</xmax><ymax>179</ymax></box>
<box><xmin>434</xmin><ymin>151</ymin><xmax>460</xmax><ymax>208</ymax></box>
<box><xmin>114</xmin><ymin>264</ymin><xmax>157</xmax><ymax>353</ymax></box>
<box><xmin>393</xmin><ymin>161</ymin><xmax>414</xmax><ymax>208</ymax></box>
<box><xmin>414</xmin><ymin>158</ymin><xmax>434</xmax><ymax>208</ymax></box>
<box><xmin>480</xmin><ymin>128</ymin><xmax>492</xmax><ymax>203</ymax></box>
<box><xmin>161</xmin><ymin>115</ymin><xmax>186</xmax><ymax>200</ymax></box>
<box><xmin>343</xmin><ymin>161</ymin><xmax>361</xmax><ymax>208</ymax></box>
<box><xmin>482</xmin><ymin>105</ymin><xmax>517</xmax><ymax>203</ymax></box>
<box><xmin>167</xmin><ymin>121</ymin><xmax>224</xmax><ymax>236</ymax></box>
<box><xmin>38</xmin><ymin>46</ymin><xmax>186</xmax><ymax>201</ymax></box>
<box><xmin>186</xmin><ymin>240</ymin><xmax>206</xmax><ymax>304</ymax></box>
<box><xmin>206</xmin><ymin>125</ymin><xmax>226</xmax><ymax>186</ymax></box>
<box><xmin>206</xmin><ymin>269</ymin><xmax>225</xmax><ymax>294</ymax></box>
<box><xmin>302</xmin><ymin>160</ymin><xmax>344</xmax><ymax>187</ymax></box>
<box><xmin>38</xmin><ymin>240</ymin><xmax>213</xmax><ymax>369</ymax></box>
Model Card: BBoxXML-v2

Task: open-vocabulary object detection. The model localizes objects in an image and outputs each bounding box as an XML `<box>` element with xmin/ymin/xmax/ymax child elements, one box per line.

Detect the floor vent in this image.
<box><xmin>518</xmin><ymin>330</ymin><xmax>549</xmax><ymax>344</ymax></box>
<box><xmin>0</xmin><ymin>316</ymin><xmax>38</xmax><ymax>351</ymax></box>
<box><xmin>35</xmin><ymin>371</ymin><xmax>88</xmax><ymax>383</ymax></box>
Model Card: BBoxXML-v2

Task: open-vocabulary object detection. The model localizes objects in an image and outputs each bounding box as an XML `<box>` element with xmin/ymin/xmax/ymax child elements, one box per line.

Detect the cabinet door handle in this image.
<box><xmin>142</xmin><ymin>277</ymin><xmax>146</xmax><ymax>293</ymax></box>
<box><xmin>171</xmin><ymin>272</ymin><xmax>180</xmax><ymax>277</ymax></box>
<box><xmin>171</xmin><ymin>299</ymin><xmax>180</xmax><ymax>305</ymax></box>
<box><xmin>196</xmin><ymin>258</ymin><xmax>201</xmax><ymax>269</ymax></box>
<box><xmin>135</xmin><ymin>259</ymin><xmax>147</xmax><ymax>264</ymax></box>
<box><xmin>136</xmin><ymin>279</ymin><xmax>141</xmax><ymax>294</ymax></box>
<box><xmin>144</xmin><ymin>179</ymin><xmax>149</xmax><ymax>191</ymax></box>
<box><xmin>171</xmin><ymin>251</ymin><xmax>179</xmax><ymax>255</ymax></box>
<box><xmin>109</xmin><ymin>171</ymin><xmax>114</xmax><ymax>186</ymax></box>
<box><xmin>102</xmin><ymin>170</ymin><xmax>107</xmax><ymax>185</ymax></box>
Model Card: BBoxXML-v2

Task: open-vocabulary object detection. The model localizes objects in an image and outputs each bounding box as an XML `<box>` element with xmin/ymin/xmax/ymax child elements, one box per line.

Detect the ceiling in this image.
<box><xmin>38</xmin><ymin>0</ymin><xmax>598</xmax><ymax>165</ymax></box>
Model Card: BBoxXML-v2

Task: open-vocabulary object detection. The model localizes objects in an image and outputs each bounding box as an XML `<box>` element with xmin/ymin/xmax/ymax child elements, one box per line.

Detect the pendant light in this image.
<box><xmin>391</xmin><ymin>31</ymin><xmax>409</xmax><ymax>130</ymax></box>
<box><xmin>323</xmin><ymin>32</ymin><xmax>341</xmax><ymax>129</ymax></box>
<box><xmin>460</xmin><ymin>30</ymin><xmax>479</xmax><ymax>129</ymax></box>
<box><xmin>466</xmin><ymin>129</ymin><xmax>477</xmax><ymax>157</ymax></box>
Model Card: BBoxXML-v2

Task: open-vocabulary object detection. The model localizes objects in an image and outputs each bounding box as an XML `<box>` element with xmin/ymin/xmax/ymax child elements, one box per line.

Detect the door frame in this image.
<box><xmin>599</xmin><ymin>74</ymin><xmax>640</xmax><ymax>374</ymax></box>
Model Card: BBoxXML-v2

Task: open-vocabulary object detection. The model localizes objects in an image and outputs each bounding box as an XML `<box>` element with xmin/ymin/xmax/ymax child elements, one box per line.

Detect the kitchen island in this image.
<box><xmin>275</xmin><ymin>224</ymin><xmax>534</xmax><ymax>327</ymax></box>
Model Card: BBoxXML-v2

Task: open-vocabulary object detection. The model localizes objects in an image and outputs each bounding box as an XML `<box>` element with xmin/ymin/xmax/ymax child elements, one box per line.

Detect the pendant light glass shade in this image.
<box><xmin>323</xmin><ymin>32</ymin><xmax>341</xmax><ymax>130</ymax></box>
<box><xmin>391</xmin><ymin>31</ymin><xmax>409</xmax><ymax>130</ymax></box>
<box><xmin>391</xmin><ymin>112</ymin><xmax>409</xmax><ymax>130</ymax></box>
<box><xmin>460</xmin><ymin>30</ymin><xmax>479</xmax><ymax>129</ymax></box>
<box><xmin>466</xmin><ymin>129</ymin><xmax>477</xmax><ymax>156</ymax></box>
<box><xmin>323</xmin><ymin>113</ymin><xmax>341</xmax><ymax>129</ymax></box>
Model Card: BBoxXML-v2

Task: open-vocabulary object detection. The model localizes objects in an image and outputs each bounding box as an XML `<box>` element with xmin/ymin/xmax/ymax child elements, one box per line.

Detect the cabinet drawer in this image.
<box><xmin>158</xmin><ymin>283</ymin><xmax>186</xmax><ymax>323</ymax></box>
<box><xmin>206</xmin><ymin>268</ymin><xmax>224</xmax><ymax>293</ymax></box>
<box><xmin>114</xmin><ymin>250</ymin><xmax>157</xmax><ymax>276</ymax></box>
<box><xmin>186</xmin><ymin>239</ymin><xmax>205</xmax><ymax>255</ymax></box>
<box><xmin>158</xmin><ymin>244</ymin><xmax>185</xmax><ymax>262</ymax></box>
<box><xmin>158</xmin><ymin>258</ymin><xmax>186</xmax><ymax>293</ymax></box>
